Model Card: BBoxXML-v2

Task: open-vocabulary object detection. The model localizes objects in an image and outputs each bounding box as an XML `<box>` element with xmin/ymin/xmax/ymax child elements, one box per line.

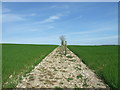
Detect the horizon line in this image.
<box><xmin>1</xmin><ymin>42</ymin><xmax>119</xmax><ymax>46</ymax></box>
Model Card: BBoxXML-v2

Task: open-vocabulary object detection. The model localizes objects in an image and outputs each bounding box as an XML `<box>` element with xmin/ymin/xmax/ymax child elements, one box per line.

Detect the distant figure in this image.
<box><xmin>65</xmin><ymin>41</ymin><xmax>67</xmax><ymax>55</ymax></box>
<box><xmin>59</xmin><ymin>35</ymin><xmax>67</xmax><ymax>55</ymax></box>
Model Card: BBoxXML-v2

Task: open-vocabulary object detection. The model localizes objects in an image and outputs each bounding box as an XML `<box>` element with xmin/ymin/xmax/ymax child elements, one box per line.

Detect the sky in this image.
<box><xmin>2</xmin><ymin>2</ymin><xmax>118</xmax><ymax>45</ymax></box>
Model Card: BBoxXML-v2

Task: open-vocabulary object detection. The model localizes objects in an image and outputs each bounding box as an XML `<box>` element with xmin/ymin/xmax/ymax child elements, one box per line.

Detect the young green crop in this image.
<box><xmin>68</xmin><ymin>45</ymin><xmax>118</xmax><ymax>88</ymax></box>
<box><xmin>2</xmin><ymin>44</ymin><xmax>57</xmax><ymax>88</ymax></box>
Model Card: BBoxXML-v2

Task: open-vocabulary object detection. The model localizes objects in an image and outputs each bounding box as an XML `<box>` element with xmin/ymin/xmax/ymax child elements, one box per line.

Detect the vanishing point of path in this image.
<box><xmin>17</xmin><ymin>46</ymin><xmax>107</xmax><ymax>88</ymax></box>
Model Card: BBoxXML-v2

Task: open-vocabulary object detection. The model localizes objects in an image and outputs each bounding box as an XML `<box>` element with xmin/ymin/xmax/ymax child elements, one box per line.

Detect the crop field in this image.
<box><xmin>2</xmin><ymin>44</ymin><xmax>57</xmax><ymax>88</ymax></box>
<box><xmin>0</xmin><ymin>44</ymin><xmax>2</xmax><ymax>89</ymax></box>
<box><xmin>68</xmin><ymin>45</ymin><xmax>118</xmax><ymax>88</ymax></box>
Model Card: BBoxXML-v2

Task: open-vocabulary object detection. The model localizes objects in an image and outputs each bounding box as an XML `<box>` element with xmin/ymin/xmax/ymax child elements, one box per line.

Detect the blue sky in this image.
<box><xmin>2</xmin><ymin>2</ymin><xmax>118</xmax><ymax>45</ymax></box>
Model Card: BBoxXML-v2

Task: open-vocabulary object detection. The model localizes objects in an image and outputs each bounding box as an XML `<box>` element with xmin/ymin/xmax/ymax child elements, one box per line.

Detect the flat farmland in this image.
<box><xmin>2</xmin><ymin>44</ymin><xmax>57</xmax><ymax>88</ymax></box>
<box><xmin>68</xmin><ymin>45</ymin><xmax>118</xmax><ymax>88</ymax></box>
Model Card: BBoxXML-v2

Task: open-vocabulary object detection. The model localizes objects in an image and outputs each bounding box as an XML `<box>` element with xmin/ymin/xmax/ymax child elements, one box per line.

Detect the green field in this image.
<box><xmin>2</xmin><ymin>44</ymin><xmax>57</xmax><ymax>88</ymax></box>
<box><xmin>2</xmin><ymin>44</ymin><xmax>118</xmax><ymax>88</ymax></box>
<box><xmin>0</xmin><ymin>44</ymin><xmax>2</xmax><ymax>89</ymax></box>
<box><xmin>68</xmin><ymin>45</ymin><xmax>118</xmax><ymax>88</ymax></box>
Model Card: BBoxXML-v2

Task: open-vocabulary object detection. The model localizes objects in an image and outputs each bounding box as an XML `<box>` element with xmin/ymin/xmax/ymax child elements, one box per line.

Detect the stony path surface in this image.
<box><xmin>17</xmin><ymin>46</ymin><xmax>107</xmax><ymax>88</ymax></box>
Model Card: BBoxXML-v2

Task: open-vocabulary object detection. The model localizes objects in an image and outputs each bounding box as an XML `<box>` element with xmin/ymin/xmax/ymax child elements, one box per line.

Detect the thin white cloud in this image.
<box><xmin>39</xmin><ymin>15</ymin><xmax>60</xmax><ymax>24</ymax></box>
<box><xmin>2</xmin><ymin>7</ymin><xmax>36</xmax><ymax>22</ymax></box>
<box><xmin>36</xmin><ymin>13</ymin><xmax>64</xmax><ymax>24</ymax></box>
<box><xmin>4</xmin><ymin>23</ymin><xmax>55</xmax><ymax>34</ymax></box>
<box><xmin>28</xmin><ymin>13</ymin><xmax>37</xmax><ymax>16</ymax></box>
<box><xmin>45</xmin><ymin>16</ymin><xmax>60</xmax><ymax>22</ymax></box>
<box><xmin>3</xmin><ymin>35</ymin><xmax>58</xmax><ymax>44</ymax></box>
<box><xmin>28</xmin><ymin>26</ymin><xmax>54</xmax><ymax>32</ymax></box>
<box><xmin>51</xmin><ymin>5</ymin><xmax>70</xmax><ymax>9</ymax></box>
<box><xmin>66</xmin><ymin>27</ymin><xmax>117</xmax><ymax>35</ymax></box>
<box><xmin>3</xmin><ymin>8</ymin><xmax>11</xmax><ymax>13</ymax></box>
<box><xmin>79</xmin><ymin>35</ymin><xmax>118</xmax><ymax>41</ymax></box>
<box><xmin>3</xmin><ymin>14</ymin><xmax>26</xmax><ymax>22</ymax></box>
<box><xmin>67</xmin><ymin>35</ymin><xmax>118</xmax><ymax>45</ymax></box>
<box><xmin>51</xmin><ymin>5</ymin><xmax>57</xmax><ymax>8</ymax></box>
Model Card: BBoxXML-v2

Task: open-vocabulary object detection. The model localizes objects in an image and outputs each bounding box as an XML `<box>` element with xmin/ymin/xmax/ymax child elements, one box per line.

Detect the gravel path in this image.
<box><xmin>16</xmin><ymin>46</ymin><xmax>107</xmax><ymax>88</ymax></box>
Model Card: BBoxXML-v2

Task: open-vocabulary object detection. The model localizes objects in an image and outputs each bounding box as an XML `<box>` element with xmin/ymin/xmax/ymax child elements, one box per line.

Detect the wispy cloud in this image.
<box><xmin>3</xmin><ymin>35</ymin><xmax>59</xmax><ymax>44</ymax></box>
<box><xmin>38</xmin><ymin>15</ymin><xmax>60</xmax><ymax>24</ymax></box>
<box><xmin>27</xmin><ymin>25</ymin><xmax>55</xmax><ymax>32</ymax></box>
<box><xmin>2</xmin><ymin>2</ymin><xmax>117</xmax><ymax>45</ymax></box>
<box><xmin>3</xmin><ymin>14</ymin><xmax>26</xmax><ymax>22</ymax></box>
<box><xmin>3</xmin><ymin>12</ymin><xmax>39</xmax><ymax>23</ymax></box>
<box><xmin>30</xmin><ymin>13</ymin><xmax>36</xmax><ymax>16</ymax></box>
<box><xmin>4</xmin><ymin>23</ymin><xmax>55</xmax><ymax>34</ymax></box>
<box><xmin>27</xmin><ymin>13</ymin><xmax>37</xmax><ymax>16</ymax></box>
<box><xmin>66</xmin><ymin>27</ymin><xmax>117</xmax><ymax>35</ymax></box>
<box><xmin>68</xmin><ymin>35</ymin><xmax>118</xmax><ymax>45</ymax></box>
<box><xmin>2</xmin><ymin>6</ymin><xmax>37</xmax><ymax>23</ymax></box>
<box><xmin>79</xmin><ymin>35</ymin><xmax>118</xmax><ymax>41</ymax></box>
<box><xmin>3</xmin><ymin>8</ymin><xmax>11</xmax><ymax>13</ymax></box>
<box><xmin>50</xmin><ymin>5</ymin><xmax>70</xmax><ymax>9</ymax></box>
<box><xmin>51</xmin><ymin>5</ymin><xmax>57</xmax><ymax>8</ymax></box>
